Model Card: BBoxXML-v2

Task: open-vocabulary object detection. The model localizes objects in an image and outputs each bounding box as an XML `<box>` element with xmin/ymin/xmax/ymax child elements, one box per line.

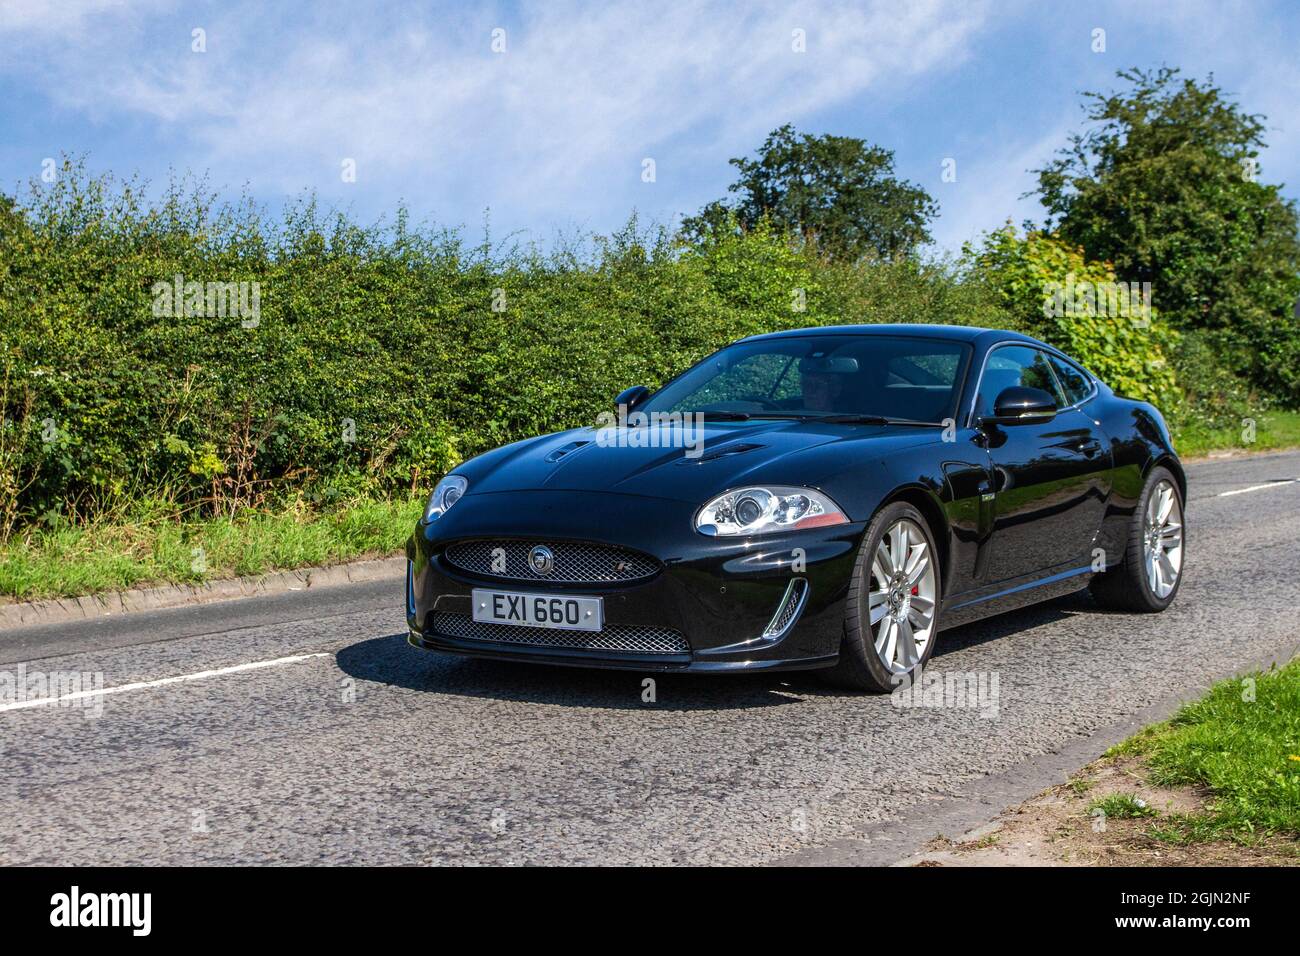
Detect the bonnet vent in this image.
<box><xmin>680</xmin><ymin>441</ymin><xmax>766</xmax><ymax>464</ymax></box>
<box><xmin>545</xmin><ymin>441</ymin><xmax>590</xmax><ymax>463</ymax></box>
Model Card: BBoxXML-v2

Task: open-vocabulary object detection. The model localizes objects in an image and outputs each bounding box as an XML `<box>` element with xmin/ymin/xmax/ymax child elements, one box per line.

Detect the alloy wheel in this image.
<box><xmin>1143</xmin><ymin>479</ymin><xmax>1183</xmax><ymax>599</ymax></box>
<box><xmin>868</xmin><ymin>518</ymin><xmax>937</xmax><ymax>674</ymax></box>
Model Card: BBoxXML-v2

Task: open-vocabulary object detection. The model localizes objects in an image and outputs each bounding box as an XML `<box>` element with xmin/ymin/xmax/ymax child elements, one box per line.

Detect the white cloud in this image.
<box><xmin>927</xmin><ymin>122</ymin><xmax>1071</xmax><ymax>255</ymax></box>
<box><xmin>0</xmin><ymin>0</ymin><xmax>139</xmax><ymax>34</ymax></box>
<box><xmin>4</xmin><ymin>0</ymin><xmax>1296</xmax><ymax>253</ymax></box>
<box><xmin>928</xmin><ymin>0</ymin><xmax>1300</xmax><ymax>255</ymax></box>
<box><xmin>1128</xmin><ymin>0</ymin><xmax>1300</xmax><ymax>183</ymax></box>
<box><xmin>2</xmin><ymin>0</ymin><xmax>991</xmax><ymax>230</ymax></box>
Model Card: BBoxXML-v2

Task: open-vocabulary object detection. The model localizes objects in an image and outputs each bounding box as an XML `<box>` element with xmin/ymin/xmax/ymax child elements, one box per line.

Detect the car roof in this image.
<box><xmin>740</xmin><ymin>323</ymin><xmax>1050</xmax><ymax>350</ymax></box>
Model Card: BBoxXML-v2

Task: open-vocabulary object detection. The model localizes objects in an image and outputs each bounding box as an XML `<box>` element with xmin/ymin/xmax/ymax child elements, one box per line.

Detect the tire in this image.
<box><xmin>823</xmin><ymin>502</ymin><xmax>942</xmax><ymax>692</ymax></box>
<box><xmin>1090</xmin><ymin>465</ymin><xmax>1185</xmax><ymax>613</ymax></box>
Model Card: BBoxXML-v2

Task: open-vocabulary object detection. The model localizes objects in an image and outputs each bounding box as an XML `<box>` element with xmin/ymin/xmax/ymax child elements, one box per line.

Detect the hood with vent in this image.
<box><xmin>459</xmin><ymin>420</ymin><xmax>941</xmax><ymax>504</ymax></box>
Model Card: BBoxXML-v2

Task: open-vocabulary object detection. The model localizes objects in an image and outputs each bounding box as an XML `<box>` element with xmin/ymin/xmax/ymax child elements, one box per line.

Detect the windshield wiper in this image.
<box><xmin>813</xmin><ymin>414</ymin><xmax>891</xmax><ymax>425</ymax></box>
<box><xmin>814</xmin><ymin>414</ymin><xmax>943</xmax><ymax>426</ymax></box>
<box><xmin>696</xmin><ymin>411</ymin><xmax>819</xmax><ymax>421</ymax></box>
<box><xmin>693</xmin><ymin>411</ymin><xmax>941</xmax><ymax>426</ymax></box>
<box><xmin>696</xmin><ymin>410</ymin><xmax>753</xmax><ymax>421</ymax></box>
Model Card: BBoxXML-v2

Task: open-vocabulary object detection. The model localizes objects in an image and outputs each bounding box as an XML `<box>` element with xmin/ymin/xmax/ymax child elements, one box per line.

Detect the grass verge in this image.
<box><xmin>910</xmin><ymin>660</ymin><xmax>1300</xmax><ymax>866</ymax></box>
<box><xmin>0</xmin><ymin>496</ymin><xmax>423</xmax><ymax>602</ymax></box>
<box><xmin>1109</xmin><ymin>658</ymin><xmax>1300</xmax><ymax>841</ymax></box>
<box><xmin>1172</xmin><ymin>409</ymin><xmax>1300</xmax><ymax>459</ymax></box>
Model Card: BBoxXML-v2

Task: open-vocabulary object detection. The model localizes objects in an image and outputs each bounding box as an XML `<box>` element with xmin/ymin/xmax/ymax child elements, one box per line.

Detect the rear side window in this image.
<box><xmin>1048</xmin><ymin>355</ymin><xmax>1093</xmax><ymax>406</ymax></box>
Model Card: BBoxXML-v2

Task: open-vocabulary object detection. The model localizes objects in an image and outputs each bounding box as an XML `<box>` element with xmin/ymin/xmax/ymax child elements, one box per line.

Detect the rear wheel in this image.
<box><xmin>824</xmin><ymin>502</ymin><xmax>940</xmax><ymax>692</ymax></box>
<box><xmin>1090</xmin><ymin>465</ymin><xmax>1184</xmax><ymax>612</ymax></box>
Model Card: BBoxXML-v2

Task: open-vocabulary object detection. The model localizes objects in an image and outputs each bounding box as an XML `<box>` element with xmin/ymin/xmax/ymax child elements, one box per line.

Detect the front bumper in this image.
<box><xmin>405</xmin><ymin>489</ymin><xmax>863</xmax><ymax>673</ymax></box>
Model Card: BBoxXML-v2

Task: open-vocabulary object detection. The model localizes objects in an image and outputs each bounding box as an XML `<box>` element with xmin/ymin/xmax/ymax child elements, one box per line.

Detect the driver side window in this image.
<box><xmin>669</xmin><ymin>353</ymin><xmax>792</xmax><ymax>411</ymax></box>
<box><xmin>978</xmin><ymin>346</ymin><xmax>1066</xmax><ymax>416</ymax></box>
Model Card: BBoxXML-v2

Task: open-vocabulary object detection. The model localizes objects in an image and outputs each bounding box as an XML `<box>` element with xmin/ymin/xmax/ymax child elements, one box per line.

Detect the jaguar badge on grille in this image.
<box><xmin>528</xmin><ymin>545</ymin><xmax>555</xmax><ymax>575</ymax></box>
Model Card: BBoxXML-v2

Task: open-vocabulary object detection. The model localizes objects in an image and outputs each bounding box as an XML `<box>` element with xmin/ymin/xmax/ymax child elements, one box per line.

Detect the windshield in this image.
<box><xmin>641</xmin><ymin>334</ymin><xmax>973</xmax><ymax>424</ymax></box>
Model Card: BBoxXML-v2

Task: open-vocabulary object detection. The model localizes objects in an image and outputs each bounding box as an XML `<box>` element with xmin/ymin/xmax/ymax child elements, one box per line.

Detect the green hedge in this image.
<box><xmin>965</xmin><ymin>226</ymin><xmax>1182</xmax><ymax>411</ymax></box>
<box><xmin>1</xmin><ymin>167</ymin><xmax>1009</xmax><ymax>529</ymax></box>
<box><xmin>12</xmin><ymin>163</ymin><xmax>1289</xmax><ymax>535</ymax></box>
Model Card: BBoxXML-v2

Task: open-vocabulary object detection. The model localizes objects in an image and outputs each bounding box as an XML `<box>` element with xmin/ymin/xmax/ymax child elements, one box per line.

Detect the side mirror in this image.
<box><xmin>982</xmin><ymin>386</ymin><xmax>1057</xmax><ymax>426</ymax></box>
<box><xmin>615</xmin><ymin>385</ymin><xmax>650</xmax><ymax>412</ymax></box>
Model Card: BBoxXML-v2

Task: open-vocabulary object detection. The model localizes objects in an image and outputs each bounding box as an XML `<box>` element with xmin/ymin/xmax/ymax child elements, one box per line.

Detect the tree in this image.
<box><xmin>1035</xmin><ymin>67</ymin><xmax>1300</xmax><ymax>403</ymax></box>
<box><xmin>681</xmin><ymin>124</ymin><xmax>937</xmax><ymax>261</ymax></box>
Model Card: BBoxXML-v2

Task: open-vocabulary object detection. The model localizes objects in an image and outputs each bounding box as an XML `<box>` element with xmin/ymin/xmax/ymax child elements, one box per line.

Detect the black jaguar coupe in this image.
<box><xmin>406</xmin><ymin>325</ymin><xmax>1185</xmax><ymax>691</ymax></box>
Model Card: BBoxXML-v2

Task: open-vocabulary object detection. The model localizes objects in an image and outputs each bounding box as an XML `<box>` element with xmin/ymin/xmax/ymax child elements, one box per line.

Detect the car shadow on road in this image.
<box><xmin>337</xmin><ymin>590</ymin><xmax>1102</xmax><ymax>710</ymax></box>
<box><xmin>933</xmin><ymin>589</ymin><xmax>1098</xmax><ymax>659</ymax></box>
<box><xmin>335</xmin><ymin>634</ymin><xmax>821</xmax><ymax>711</ymax></box>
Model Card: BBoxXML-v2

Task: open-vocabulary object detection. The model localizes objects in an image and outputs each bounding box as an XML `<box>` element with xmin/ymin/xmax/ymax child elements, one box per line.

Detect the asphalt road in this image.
<box><xmin>2</xmin><ymin>451</ymin><xmax>1299</xmax><ymax>865</ymax></box>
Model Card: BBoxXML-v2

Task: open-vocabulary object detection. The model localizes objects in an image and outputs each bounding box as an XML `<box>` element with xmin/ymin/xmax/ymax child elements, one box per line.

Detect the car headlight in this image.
<box><xmin>695</xmin><ymin>486</ymin><xmax>848</xmax><ymax>536</ymax></box>
<box><xmin>424</xmin><ymin>475</ymin><xmax>468</xmax><ymax>522</ymax></box>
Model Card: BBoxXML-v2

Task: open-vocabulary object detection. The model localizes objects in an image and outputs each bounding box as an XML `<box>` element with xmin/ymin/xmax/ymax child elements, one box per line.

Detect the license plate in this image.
<box><xmin>471</xmin><ymin>588</ymin><xmax>604</xmax><ymax>632</ymax></box>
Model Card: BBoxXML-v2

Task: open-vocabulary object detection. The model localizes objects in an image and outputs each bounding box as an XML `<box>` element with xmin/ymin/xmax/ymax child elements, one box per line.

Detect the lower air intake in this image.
<box><xmin>427</xmin><ymin>611</ymin><xmax>690</xmax><ymax>655</ymax></box>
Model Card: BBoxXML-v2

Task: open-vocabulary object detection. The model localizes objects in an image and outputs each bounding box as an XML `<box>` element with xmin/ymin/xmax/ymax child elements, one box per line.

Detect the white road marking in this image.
<box><xmin>0</xmin><ymin>652</ymin><xmax>331</xmax><ymax>714</ymax></box>
<box><xmin>1217</xmin><ymin>478</ymin><xmax>1299</xmax><ymax>497</ymax></box>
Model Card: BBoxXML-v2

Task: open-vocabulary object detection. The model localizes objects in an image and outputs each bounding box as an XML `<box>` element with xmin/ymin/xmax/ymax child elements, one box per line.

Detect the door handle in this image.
<box><xmin>1077</xmin><ymin>438</ymin><xmax>1102</xmax><ymax>458</ymax></box>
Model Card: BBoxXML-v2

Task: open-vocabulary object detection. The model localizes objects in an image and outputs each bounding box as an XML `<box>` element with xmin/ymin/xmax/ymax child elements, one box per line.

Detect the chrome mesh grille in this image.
<box><xmin>442</xmin><ymin>539</ymin><xmax>659</xmax><ymax>584</ymax></box>
<box><xmin>428</xmin><ymin>611</ymin><xmax>689</xmax><ymax>655</ymax></box>
<box><xmin>763</xmin><ymin>578</ymin><xmax>808</xmax><ymax>639</ymax></box>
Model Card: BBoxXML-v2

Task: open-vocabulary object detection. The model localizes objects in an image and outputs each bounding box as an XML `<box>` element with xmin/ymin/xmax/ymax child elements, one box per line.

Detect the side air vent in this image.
<box><xmin>762</xmin><ymin>578</ymin><xmax>809</xmax><ymax>640</ymax></box>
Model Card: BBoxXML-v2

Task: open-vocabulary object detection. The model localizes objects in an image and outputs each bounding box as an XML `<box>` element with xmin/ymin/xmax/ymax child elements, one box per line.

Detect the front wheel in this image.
<box><xmin>1090</xmin><ymin>465</ymin><xmax>1185</xmax><ymax>612</ymax></box>
<box><xmin>823</xmin><ymin>502</ymin><xmax>941</xmax><ymax>692</ymax></box>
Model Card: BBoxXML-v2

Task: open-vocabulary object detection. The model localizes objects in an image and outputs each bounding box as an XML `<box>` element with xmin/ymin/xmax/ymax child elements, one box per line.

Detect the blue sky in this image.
<box><xmin>2</xmin><ymin>0</ymin><xmax>1297</xmax><ymax>255</ymax></box>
